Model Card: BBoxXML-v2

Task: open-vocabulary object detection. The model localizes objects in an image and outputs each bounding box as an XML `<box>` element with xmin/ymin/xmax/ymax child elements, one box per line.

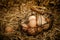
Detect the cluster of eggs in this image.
<box><xmin>20</xmin><ymin>5</ymin><xmax>52</xmax><ymax>35</ymax></box>
<box><xmin>21</xmin><ymin>14</ymin><xmax>50</xmax><ymax>35</ymax></box>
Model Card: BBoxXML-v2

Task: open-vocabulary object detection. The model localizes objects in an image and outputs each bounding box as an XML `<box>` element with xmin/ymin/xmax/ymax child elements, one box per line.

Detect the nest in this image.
<box><xmin>0</xmin><ymin>0</ymin><xmax>60</xmax><ymax>40</ymax></box>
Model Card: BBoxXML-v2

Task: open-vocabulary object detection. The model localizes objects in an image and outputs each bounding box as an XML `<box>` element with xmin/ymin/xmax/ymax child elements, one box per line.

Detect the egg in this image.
<box><xmin>37</xmin><ymin>15</ymin><xmax>47</xmax><ymax>26</ymax></box>
<box><xmin>21</xmin><ymin>23</ymin><xmax>29</xmax><ymax>31</ymax></box>
<box><xmin>27</xmin><ymin>28</ymin><xmax>37</xmax><ymax>35</ymax></box>
<box><xmin>45</xmin><ymin>18</ymin><xmax>50</xmax><ymax>23</ymax></box>
<box><xmin>37</xmin><ymin>15</ymin><xmax>42</xmax><ymax>26</ymax></box>
<box><xmin>28</xmin><ymin>15</ymin><xmax>37</xmax><ymax>27</ymax></box>
<box><xmin>38</xmin><ymin>27</ymin><xmax>43</xmax><ymax>32</ymax></box>
<box><xmin>42</xmin><ymin>24</ymin><xmax>49</xmax><ymax>30</ymax></box>
<box><xmin>5</xmin><ymin>26</ymin><xmax>14</xmax><ymax>33</ymax></box>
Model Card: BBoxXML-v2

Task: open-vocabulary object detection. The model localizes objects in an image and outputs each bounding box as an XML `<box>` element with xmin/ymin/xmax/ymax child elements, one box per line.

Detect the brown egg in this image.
<box><xmin>45</xmin><ymin>18</ymin><xmax>50</xmax><ymax>23</ymax></box>
<box><xmin>5</xmin><ymin>26</ymin><xmax>14</xmax><ymax>33</ymax></box>
<box><xmin>21</xmin><ymin>23</ymin><xmax>29</xmax><ymax>31</ymax></box>
<box><xmin>28</xmin><ymin>28</ymin><xmax>37</xmax><ymax>35</ymax></box>
<box><xmin>38</xmin><ymin>27</ymin><xmax>43</xmax><ymax>32</ymax></box>
<box><xmin>28</xmin><ymin>16</ymin><xmax>37</xmax><ymax>27</ymax></box>
<box><xmin>42</xmin><ymin>24</ymin><xmax>49</xmax><ymax>30</ymax></box>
